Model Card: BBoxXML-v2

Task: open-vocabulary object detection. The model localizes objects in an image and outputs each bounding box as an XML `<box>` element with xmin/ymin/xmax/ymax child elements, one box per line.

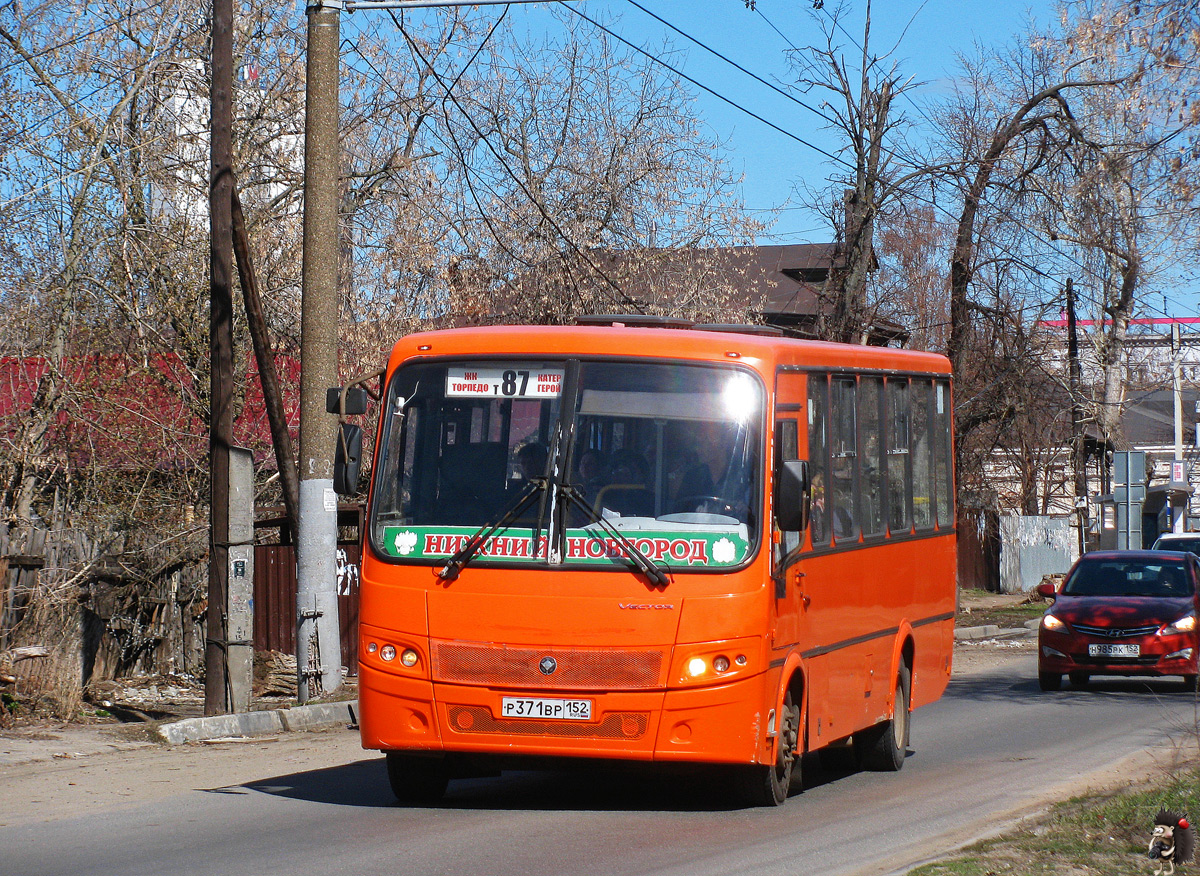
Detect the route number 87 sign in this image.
<box><xmin>445</xmin><ymin>367</ymin><xmax>564</xmax><ymax>398</ymax></box>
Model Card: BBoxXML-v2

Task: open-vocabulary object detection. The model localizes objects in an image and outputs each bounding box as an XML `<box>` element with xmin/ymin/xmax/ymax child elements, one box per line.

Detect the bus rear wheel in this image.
<box><xmin>855</xmin><ymin>664</ymin><xmax>910</xmax><ymax>772</ymax></box>
<box><xmin>385</xmin><ymin>752</ymin><xmax>450</xmax><ymax>804</ymax></box>
<box><xmin>738</xmin><ymin>689</ymin><xmax>800</xmax><ymax>806</ymax></box>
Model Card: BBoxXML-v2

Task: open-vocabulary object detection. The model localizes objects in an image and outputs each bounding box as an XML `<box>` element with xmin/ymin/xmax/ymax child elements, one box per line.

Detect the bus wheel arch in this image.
<box><xmin>774</xmin><ymin>658</ymin><xmax>807</xmax><ymax>762</ymax></box>
<box><xmin>855</xmin><ymin>640</ymin><xmax>913</xmax><ymax>772</ymax></box>
<box><xmin>739</xmin><ymin>673</ymin><xmax>802</xmax><ymax>806</ymax></box>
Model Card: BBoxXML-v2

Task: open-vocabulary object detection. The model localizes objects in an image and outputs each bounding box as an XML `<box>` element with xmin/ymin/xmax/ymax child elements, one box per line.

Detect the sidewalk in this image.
<box><xmin>0</xmin><ymin>699</ymin><xmax>358</xmax><ymax>768</ymax></box>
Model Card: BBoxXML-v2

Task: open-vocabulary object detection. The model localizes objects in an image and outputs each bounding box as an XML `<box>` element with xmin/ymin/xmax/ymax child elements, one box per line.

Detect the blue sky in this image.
<box><xmin>490</xmin><ymin>0</ymin><xmax>1062</xmax><ymax>245</ymax></box>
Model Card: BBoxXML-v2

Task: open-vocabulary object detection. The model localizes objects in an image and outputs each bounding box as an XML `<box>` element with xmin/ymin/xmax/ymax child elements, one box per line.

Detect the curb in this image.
<box><xmin>155</xmin><ymin>700</ymin><xmax>357</xmax><ymax>745</ymax></box>
<box><xmin>954</xmin><ymin>625</ymin><xmax>1034</xmax><ymax>641</ymax></box>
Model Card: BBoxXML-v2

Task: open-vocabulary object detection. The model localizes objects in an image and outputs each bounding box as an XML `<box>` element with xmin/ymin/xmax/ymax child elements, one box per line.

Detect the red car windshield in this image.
<box><xmin>1064</xmin><ymin>560</ymin><xmax>1193</xmax><ymax>598</ymax></box>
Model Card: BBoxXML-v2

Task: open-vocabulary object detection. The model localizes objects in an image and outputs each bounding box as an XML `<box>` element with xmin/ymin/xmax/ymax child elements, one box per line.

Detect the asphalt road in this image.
<box><xmin>4</xmin><ymin>654</ymin><xmax>1198</xmax><ymax>876</ymax></box>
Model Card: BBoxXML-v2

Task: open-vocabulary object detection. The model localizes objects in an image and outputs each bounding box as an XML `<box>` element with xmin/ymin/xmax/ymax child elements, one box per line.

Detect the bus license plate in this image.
<box><xmin>501</xmin><ymin>697</ymin><xmax>592</xmax><ymax>721</ymax></box>
<box><xmin>1088</xmin><ymin>643</ymin><xmax>1139</xmax><ymax>657</ymax></box>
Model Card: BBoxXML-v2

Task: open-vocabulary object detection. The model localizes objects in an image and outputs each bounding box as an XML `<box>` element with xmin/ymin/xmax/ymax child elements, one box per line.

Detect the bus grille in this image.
<box><xmin>446</xmin><ymin>706</ymin><xmax>649</xmax><ymax>739</ymax></box>
<box><xmin>432</xmin><ymin>642</ymin><xmax>663</xmax><ymax>690</ymax></box>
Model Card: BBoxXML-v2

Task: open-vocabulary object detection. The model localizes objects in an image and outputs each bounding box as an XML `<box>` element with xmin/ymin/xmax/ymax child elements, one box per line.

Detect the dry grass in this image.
<box><xmin>911</xmin><ymin>767</ymin><xmax>1200</xmax><ymax>875</ymax></box>
<box><xmin>1</xmin><ymin>650</ymin><xmax>84</xmax><ymax>726</ymax></box>
<box><xmin>2</xmin><ymin>591</ymin><xmax>86</xmax><ymax>726</ymax></box>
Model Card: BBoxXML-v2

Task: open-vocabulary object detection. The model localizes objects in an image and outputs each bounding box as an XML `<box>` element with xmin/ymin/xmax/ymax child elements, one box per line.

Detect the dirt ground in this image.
<box><xmin>952</xmin><ymin>589</ymin><xmax>1040</xmax><ymax>674</ymax></box>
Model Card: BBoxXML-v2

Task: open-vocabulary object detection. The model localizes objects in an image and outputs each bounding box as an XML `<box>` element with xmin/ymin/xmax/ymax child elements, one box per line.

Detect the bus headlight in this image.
<box><xmin>672</xmin><ymin>638</ymin><xmax>758</xmax><ymax>687</ymax></box>
<box><xmin>363</xmin><ymin>635</ymin><xmax>424</xmax><ymax>674</ymax></box>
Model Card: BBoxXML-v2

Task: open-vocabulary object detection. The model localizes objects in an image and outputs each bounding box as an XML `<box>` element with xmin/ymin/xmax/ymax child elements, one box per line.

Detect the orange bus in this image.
<box><xmin>336</xmin><ymin>317</ymin><xmax>956</xmax><ymax>806</ymax></box>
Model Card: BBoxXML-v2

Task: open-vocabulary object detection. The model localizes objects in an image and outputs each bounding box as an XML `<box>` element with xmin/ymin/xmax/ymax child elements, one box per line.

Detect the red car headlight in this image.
<box><xmin>1161</xmin><ymin>613</ymin><xmax>1197</xmax><ymax>636</ymax></box>
<box><xmin>1041</xmin><ymin>613</ymin><xmax>1068</xmax><ymax>633</ymax></box>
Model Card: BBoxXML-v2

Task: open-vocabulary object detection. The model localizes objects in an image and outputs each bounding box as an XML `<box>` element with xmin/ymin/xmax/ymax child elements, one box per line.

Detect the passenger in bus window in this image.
<box><xmin>574</xmin><ymin>448</ymin><xmax>609</xmax><ymax>498</ymax></box>
<box><xmin>674</xmin><ymin>421</ymin><xmax>751</xmax><ymax>519</ymax></box>
<box><xmin>810</xmin><ymin>472</ymin><xmax>852</xmax><ymax>543</ymax></box>
<box><xmin>514</xmin><ymin>442</ymin><xmax>548</xmax><ymax>486</ymax></box>
<box><xmin>810</xmin><ymin>472</ymin><xmax>828</xmax><ymax>542</ymax></box>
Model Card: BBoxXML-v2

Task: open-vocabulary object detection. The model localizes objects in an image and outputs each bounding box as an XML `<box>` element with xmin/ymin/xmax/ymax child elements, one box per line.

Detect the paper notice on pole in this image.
<box><xmin>323</xmin><ymin>488</ymin><xmax>337</xmax><ymax>511</ymax></box>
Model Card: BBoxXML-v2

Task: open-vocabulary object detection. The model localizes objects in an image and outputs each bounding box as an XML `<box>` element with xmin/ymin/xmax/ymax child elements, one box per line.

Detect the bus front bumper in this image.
<box><xmin>358</xmin><ymin>663</ymin><xmax>769</xmax><ymax>765</ymax></box>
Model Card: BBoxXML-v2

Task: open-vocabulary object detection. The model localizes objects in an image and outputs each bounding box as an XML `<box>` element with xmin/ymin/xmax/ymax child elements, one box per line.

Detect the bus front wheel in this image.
<box><xmin>855</xmin><ymin>664</ymin><xmax>910</xmax><ymax>772</ymax></box>
<box><xmin>738</xmin><ymin>688</ymin><xmax>800</xmax><ymax>806</ymax></box>
<box><xmin>386</xmin><ymin>752</ymin><xmax>450</xmax><ymax>804</ymax></box>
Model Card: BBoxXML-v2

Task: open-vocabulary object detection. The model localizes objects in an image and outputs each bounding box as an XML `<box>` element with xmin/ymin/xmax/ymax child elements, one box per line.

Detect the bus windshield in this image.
<box><xmin>370</xmin><ymin>358</ymin><xmax>763</xmax><ymax>571</ymax></box>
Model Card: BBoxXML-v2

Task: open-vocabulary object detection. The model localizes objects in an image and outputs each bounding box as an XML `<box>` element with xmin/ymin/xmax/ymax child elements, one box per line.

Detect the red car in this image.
<box><xmin>1037</xmin><ymin>550</ymin><xmax>1200</xmax><ymax>691</ymax></box>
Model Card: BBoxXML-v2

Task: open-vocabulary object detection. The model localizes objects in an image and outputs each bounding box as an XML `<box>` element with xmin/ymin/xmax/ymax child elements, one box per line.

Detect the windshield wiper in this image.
<box><xmin>558</xmin><ymin>484</ymin><xmax>670</xmax><ymax>588</ymax></box>
<box><xmin>437</xmin><ymin>479</ymin><xmax>546</xmax><ymax>582</ymax></box>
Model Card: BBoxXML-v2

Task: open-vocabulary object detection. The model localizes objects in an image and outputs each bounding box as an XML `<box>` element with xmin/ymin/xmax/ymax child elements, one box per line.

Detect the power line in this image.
<box><xmin>557</xmin><ymin>1</ymin><xmax>850</xmax><ymax>168</ymax></box>
<box><xmin>620</xmin><ymin>0</ymin><xmax>840</xmax><ymax>130</ymax></box>
<box><xmin>393</xmin><ymin>11</ymin><xmax>647</xmax><ymax>312</ymax></box>
<box><xmin>575</xmin><ymin>3</ymin><xmax>1164</xmax><ymax>326</ymax></box>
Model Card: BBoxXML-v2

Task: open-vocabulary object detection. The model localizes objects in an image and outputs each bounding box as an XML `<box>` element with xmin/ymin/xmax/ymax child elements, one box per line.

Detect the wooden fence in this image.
<box><xmin>2</xmin><ymin>521</ymin><xmax>360</xmax><ymax>684</ymax></box>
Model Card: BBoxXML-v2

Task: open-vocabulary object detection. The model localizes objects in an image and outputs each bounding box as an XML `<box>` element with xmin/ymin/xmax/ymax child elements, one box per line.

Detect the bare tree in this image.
<box><xmin>873</xmin><ymin>203</ymin><xmax>951</xmax><ymax>352</ymax></box>
<box><xmin>399</xmin><ymin>9</ymin><xmax>763</xmax><ymax>325</ymax></box>
<box><xmin>788</xmin><ymin>0</ymin><xmax>931</xmax><ymax>343</ymax></box>
<box><xmin>0</xmin><ymin>1</ymin><xmax>767</xmax><ymax>682</ymax></box>
<box><xmin>1031</xmin><ymin>0</ymin><xmax>1200</xmax><ymax>448</ymax></box>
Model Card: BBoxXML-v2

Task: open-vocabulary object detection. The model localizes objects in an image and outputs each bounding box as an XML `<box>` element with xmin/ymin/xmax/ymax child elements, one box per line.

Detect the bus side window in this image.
<box><xmin>830</xmin><ymin>376</ymin><xmax>858</xmax><ymax>542</ymax></box>
<box><xmin>912</xmin><ymin>379</ymin><xmax>935</xmax><ymax>531</ymax></box>
<box><xmin>860</xmin><ymin>376</ymin><xmax>885</xmax><ymax>536</ymax></box>
<box><xmin>807</xmin><ymin>374</ymin><xmax>830</xmax><ymax>548</ymax></box>
<box><xmin>886</xmin><ymin>379</ymin><xmax>911</xmax><ymax>535</ymax></box>
<box><xmin>934</xmin><ymin>380</ymin><xmax>954</xmax><ymax>529</ymax></box>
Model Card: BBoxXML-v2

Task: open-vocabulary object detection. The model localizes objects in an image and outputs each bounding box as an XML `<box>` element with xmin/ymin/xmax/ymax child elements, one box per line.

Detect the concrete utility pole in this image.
<box><xmin>206</xmin><ymin>0</ymin><xmax>235</xmax><ymax>716</ymax></box>
<box><xmin>292</xmin><ymin>0</ymin><xmax>581</xmax><ymax>701</ymax></box>
<box><xmin>296</xmin><ymin>0</ymin><xmax>343</xmax><ymax>701</ymax></box>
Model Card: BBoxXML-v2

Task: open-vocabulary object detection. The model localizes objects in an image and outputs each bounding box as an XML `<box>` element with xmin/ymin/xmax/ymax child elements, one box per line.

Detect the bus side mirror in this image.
<box><xmin>334</xmin><ymin>423</ymin><xmax>363</xmax><ymax>496</ymax></box>
<box><xmin>776</xmin><ymin>459</ymin><xmax>809</xmax><ymax>533</ymax></box>
<box><xmin>326</xmin><ymin>386</ymin><xmax>368</xmax><ymax>416</ymax></box>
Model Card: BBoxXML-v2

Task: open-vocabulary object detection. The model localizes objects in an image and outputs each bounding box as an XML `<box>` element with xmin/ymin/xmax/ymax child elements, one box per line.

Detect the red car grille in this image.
<box><xmin>432</xmin><ymin>641</ymin><xmax>664</xmax><ymax>690</ymax></box>
<box><xmin>1076</xmin><ymin>655</ymin><xmax>1160</xmax><ymax>666</ymax></box>
<box><xmin>446</xmin><ymin>706</ymin><xmax>649</xmax><ymax>739</ymax></box>
<box><xmin>1073</xmin><ymin>623</ymin><xmax>1160</xmax><ymax>638</ymax></box>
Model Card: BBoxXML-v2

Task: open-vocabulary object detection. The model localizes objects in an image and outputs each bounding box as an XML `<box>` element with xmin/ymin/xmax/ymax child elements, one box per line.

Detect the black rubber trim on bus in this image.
<box><xmin>769</xmin><ymin>658</ymin><xmax>787</xmax><ymax>668</ymax></box>
<box><xmin>798</xmin><ymin>610</ymin><xmax>953</xmax><ymax>660</ymax></box>
<box><xmin>776</xmin><ymin>364</ymin><xmax>951</xmax><ymax>380</ymax></box>
<box><xmin>801</xmin><ymin>627</ymin><xmax>899</xmax><ymax>660</ymax></box>
<box><xmin>801</xmin><ymin>526</ymin><xmax>956</xmax><ymax>559</ymax></box>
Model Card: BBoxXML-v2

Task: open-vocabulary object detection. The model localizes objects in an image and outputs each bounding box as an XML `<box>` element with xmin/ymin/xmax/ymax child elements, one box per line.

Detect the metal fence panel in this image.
<box><xmin>957</xmin><ymin>507</ymin><xmax>1000</xmax><ymax>592</ymax></box>
<box><xmin>999</xmin><ymin>516</ymin><xmax>1078</xmax><ymax>594</ymax></box>
<box><xmin>254</xmin><ymin>543</ymin><xmax>359</xmax><ymax>673</ymax></box>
